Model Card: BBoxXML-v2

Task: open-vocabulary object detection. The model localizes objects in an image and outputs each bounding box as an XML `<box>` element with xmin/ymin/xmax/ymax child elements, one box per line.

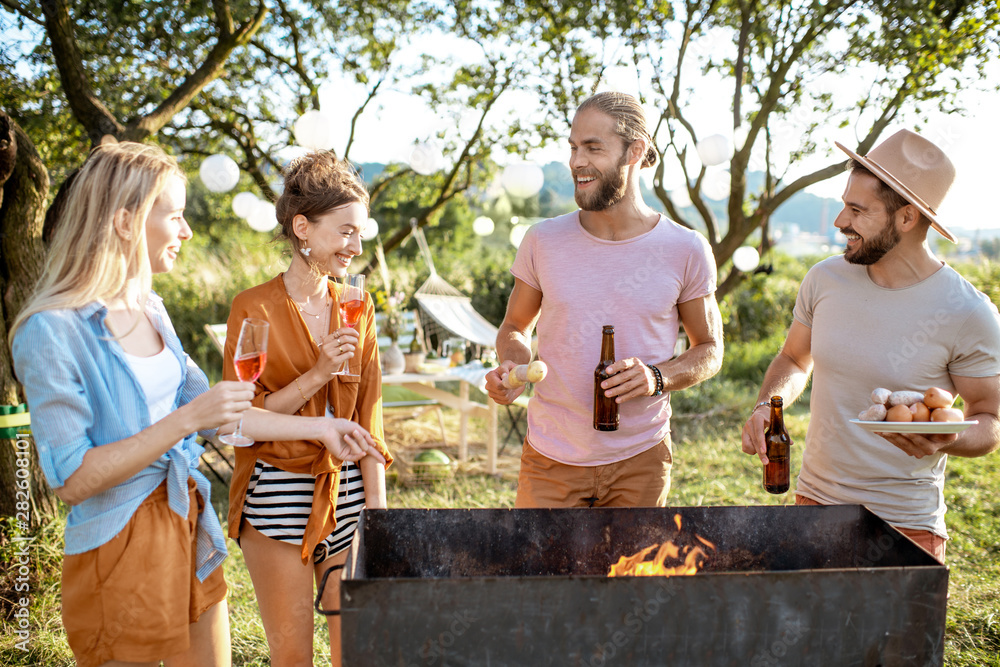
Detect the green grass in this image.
<box><xmin>2</xmin><ymin>403</ymin><xmax>999</xmax><ymax>665</ymax></box>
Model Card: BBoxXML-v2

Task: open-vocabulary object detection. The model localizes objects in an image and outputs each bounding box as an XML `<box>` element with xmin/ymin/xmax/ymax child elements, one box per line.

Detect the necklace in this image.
<box><xmin>285</xmin><ymin>283</ymin><xmax>329</xmax><ymax>319</ymax></box>
<box><xmin>292</xmin><ymin>295</ymin><xmax>328</xmax><ymax>319</ymax></box>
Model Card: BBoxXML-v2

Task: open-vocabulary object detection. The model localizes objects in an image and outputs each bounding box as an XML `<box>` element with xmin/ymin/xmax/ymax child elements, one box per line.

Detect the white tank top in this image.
<box><xmin>124</xmin><ymin>345</ymin><xmax>182</xmax><ymax>423</ymax></box>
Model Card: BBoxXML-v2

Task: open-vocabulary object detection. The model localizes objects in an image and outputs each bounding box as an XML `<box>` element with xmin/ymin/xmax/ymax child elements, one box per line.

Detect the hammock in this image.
<box><xmin>409</xmin><ymin>223</ymin><xmax>499</xmax><ymax>349</ymax></box>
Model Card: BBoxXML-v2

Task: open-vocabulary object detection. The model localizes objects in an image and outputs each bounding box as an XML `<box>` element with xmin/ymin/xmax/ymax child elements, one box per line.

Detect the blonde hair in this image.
<box><xmin>276</xmin><ymin>150</ymin><xmax>369</xmax><ymax>258</ymax></box>
<box><xmin>11</xmin><ymin>142</ymin><xmax>184</xmax><ymax>338</ymax></box>
<box><xmin>577</xmin><ymin>92</ymin><xmax>659</xmax><ymax>168</ymax></box>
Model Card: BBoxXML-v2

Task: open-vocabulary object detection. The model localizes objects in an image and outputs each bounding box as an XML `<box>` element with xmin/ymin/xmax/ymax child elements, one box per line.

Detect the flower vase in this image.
<box><xmin>383</xmin><ymin>341</ymin><xmax>406</xmax><ymax>375</ymax></box>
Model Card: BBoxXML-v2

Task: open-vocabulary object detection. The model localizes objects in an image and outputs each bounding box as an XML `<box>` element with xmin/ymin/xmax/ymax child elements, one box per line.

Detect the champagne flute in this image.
<box><xmin>219</xmin><ymin>318</ymin><xmax>269</xmax><ymax>446</ymax></box>
<box><xmin>332</xmin><ymin>274</ymin><xmax>365</xmax><ymax>377</ymax></box>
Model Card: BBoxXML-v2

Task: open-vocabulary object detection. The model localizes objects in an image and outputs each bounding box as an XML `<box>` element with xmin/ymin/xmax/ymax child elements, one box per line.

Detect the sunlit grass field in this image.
<box><xmin>2</xmin><ymin>397</ymin><xmax>998</xmax><ymax>665</ymax></box>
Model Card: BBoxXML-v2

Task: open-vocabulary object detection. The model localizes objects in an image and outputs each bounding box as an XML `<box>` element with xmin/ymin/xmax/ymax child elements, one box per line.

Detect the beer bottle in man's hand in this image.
<box><xmin>594</xmin><ymin>325</ymin><xmax>619</xmax><ymax>431</ymax></box>
<box><xmin>763</xmin><ymin>396</ymin><xmax>791</xmax><ymax>494</ymax></box>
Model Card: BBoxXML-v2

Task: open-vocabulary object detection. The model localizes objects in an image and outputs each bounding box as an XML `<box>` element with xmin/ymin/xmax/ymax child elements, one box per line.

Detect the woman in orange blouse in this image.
<box><xmin>224</xmin><ymin>151</ymin><xmax>390</xmax><ymax>665</ymax></box>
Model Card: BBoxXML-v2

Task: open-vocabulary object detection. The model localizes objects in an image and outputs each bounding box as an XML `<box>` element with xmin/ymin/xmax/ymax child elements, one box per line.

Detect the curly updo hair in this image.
<box><xmin>275</xmin><ymin>151</ymin><xmax>369</xmax><ymax>255</ymax></box>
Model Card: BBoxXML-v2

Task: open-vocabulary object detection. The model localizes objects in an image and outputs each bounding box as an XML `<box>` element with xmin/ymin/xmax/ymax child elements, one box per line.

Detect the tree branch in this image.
<box><xmin>1</xmin><ymin>0</ymin><xmax>43</xmax><ymax>25</ymax></box>
<box><xmin>126</xmin><ymin>1</ymin><xmax>268</xmax><ymax>141</ymax></box>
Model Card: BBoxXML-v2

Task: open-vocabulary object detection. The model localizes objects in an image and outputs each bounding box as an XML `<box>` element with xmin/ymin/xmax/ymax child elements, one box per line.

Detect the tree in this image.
<box><xmin>628</xmin><ymin>0</ymin><xmax>999</xmax><ymax>296</ymax></box>
<box><xmin>0</xmin><ymin>0</ymin><xmax>267</xmax><ymax>518</ymax></box>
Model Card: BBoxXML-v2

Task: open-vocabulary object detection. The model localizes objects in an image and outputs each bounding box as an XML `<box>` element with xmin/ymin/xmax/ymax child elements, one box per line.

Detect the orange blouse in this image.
<box><xmin>223</xmin><ymin>274</ymin><xmax>391</xmax><ymax>564</ymax></box>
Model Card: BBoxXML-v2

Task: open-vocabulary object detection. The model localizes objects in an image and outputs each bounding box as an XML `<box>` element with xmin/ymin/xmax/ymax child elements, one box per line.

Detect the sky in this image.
<box><xmin>318</xmin><ymin>55</ymin><xmax>1000</xmax><ymax>236</ymax></box>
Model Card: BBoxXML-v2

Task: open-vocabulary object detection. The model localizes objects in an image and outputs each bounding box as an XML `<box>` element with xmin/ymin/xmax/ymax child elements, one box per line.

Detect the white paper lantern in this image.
<box><xmin>199</xmin><ymin>154</ymin><xmax>240</xmax><ymax>193</ymax></box>
<box><xmin>408</xmin><ymin>142</ymin><xmax>444</xmax><ymax>176</ymax></box>
<box><xmin>670</xmin><ymin>187</ymin><xmax>692</xmax><ymax>208</ymax></box>
<box><xmin>232</xmin><ymin>192</ymin><xmax>259</xmax><ymax>219</ymax></box>
<box><xmin>701</xmin><ymin>169</ymin><xmax>731</xmax><ymax>201</ymax></box>
<box><xmin>509</xmin><ymin>223</ymin><xmax>530</xmax><ymax>248</ymax></box>
<box><xmin>246</xmin><ymin>200</ymin><xmax>278</xmax><ymax>232</ymax></box>
<box><xmin>733</xmin><ymin>246</ymin><xmax>761</xmax><ymax>273</ymax></box>
<box><xmin>501</xmin><ymin>162</ymin><xmax>544</xmax><ymax>199</ymax></box>
<box><xmin>696</xmin><ymin>134</ymin><xmax>731</xmax><ymax>167</ymax></box>
<box><xmin>361</xmin><ymin>218</ymin><xmax>379</xmax><ymax>241</ymax></box>
<box><xmin>294</xmin><ymin>110</ymin><xmax>337</xmax><ymax>151</ymax></box>
<box><xmin>472</xmin><ymin>216</ymin><xmax>495</xmax><ymax>236</ymax></box>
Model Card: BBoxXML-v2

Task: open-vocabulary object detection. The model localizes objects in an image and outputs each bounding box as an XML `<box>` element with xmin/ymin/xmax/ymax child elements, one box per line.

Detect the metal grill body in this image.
<box><xmin>340</xmin><ymin>506</ymin><xmax>947</xmax><ymax>666</ymax></box>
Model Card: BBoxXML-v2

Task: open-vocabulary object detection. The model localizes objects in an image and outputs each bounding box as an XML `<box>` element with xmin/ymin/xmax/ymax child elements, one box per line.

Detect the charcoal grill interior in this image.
<box><xmin>352</xmin><ymin>505</ymin><xmax>940</xmax><ymax>579</ymax></box>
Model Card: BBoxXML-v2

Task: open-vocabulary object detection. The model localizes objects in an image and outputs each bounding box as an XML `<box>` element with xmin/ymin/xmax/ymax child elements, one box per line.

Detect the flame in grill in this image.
<box><xmin>608</xmin><ymin>514</ymin><xmax>715</xmax><ymax>577</ymax></box>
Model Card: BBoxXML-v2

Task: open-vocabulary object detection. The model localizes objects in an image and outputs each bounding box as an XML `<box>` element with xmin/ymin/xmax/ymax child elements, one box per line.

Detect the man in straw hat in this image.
<box><xmin>741</xmin><ymin>129</ymin><xmax>1000</xmax><ymax>562</ymax></box>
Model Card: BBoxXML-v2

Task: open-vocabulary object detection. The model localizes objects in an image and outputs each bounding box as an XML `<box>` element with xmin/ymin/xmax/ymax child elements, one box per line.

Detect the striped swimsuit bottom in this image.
<box><xmin>243</xmin><ymin>458</ymin><xmax>366</xmax><ymax>563</ymax></box>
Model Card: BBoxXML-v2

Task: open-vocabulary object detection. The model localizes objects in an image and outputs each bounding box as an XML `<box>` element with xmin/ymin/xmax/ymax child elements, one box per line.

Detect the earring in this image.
<box><xmin>300</xmin><ymin>240</ymin><xmax>311</xmax><ymax>257</ymax></box>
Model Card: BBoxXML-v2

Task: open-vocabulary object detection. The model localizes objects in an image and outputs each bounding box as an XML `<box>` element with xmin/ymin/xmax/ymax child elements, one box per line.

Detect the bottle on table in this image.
<box><xmin>594</xmin><ymin>325</ymin><xmax>619</xmax><ymax>432</ymax></box>
<box><xmin>763</xmin><ymin>395</ymin><xmax>791</xmax><ymax>494</ymax></box>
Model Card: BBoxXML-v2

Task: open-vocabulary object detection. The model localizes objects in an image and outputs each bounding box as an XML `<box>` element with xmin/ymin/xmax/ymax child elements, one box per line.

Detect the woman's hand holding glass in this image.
<box><xmin>315</xmin><ymin>327</ymin><xmax>360</xmax><ymax>376</ymax></box>
<box><xmin>188</xmin><ymin>381</ymin><xmax>256</xmax><ymax>434</ymax></box>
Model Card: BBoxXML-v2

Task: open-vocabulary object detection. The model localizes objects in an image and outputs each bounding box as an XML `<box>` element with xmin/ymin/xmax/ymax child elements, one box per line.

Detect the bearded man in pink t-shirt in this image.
<box><xmin>485</xmin><ymin>92</ymin><xmax>724</xmax><ymax>508</ymax></box>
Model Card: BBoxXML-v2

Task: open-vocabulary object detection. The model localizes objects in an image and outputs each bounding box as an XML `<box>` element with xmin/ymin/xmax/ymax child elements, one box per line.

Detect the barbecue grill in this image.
<box><xmin>333</xmin><ymin>506</ymin><xmax>946</xmax><ymax>666</ymax></box>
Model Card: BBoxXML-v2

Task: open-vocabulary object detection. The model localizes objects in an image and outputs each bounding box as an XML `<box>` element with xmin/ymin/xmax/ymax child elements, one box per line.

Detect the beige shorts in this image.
<box><xmin>61</xmin><ymin>479</ymin><xmax>227</xmax><ymax>667</ymax></box>
<box><xmin>516</xmin><ymin>437</ymin><xmax>672</xmax><ymax>508</ymax></box>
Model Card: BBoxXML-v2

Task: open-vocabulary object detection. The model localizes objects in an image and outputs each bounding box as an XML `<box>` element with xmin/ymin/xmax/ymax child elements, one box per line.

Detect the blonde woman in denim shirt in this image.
<box><xmin>11</xmin><ymin>143</ymin><xmax>382</xmax><ymax>667</ymax></box>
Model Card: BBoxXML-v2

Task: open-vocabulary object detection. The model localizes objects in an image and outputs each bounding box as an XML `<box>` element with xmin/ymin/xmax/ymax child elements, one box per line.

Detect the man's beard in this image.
<box><xmin>844</xmin><ymin>216</ymin><xmax>900</xmax><ymax>265</ymax></box>
<box><xmin>575</xmin><ymin>153</ymin><xmax>629</xmax><ymax>211</ymax></box>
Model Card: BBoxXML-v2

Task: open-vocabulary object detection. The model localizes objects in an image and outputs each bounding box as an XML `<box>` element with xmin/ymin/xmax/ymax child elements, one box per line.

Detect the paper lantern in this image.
<box><xmin>501</xmin><ymin>162</ymin><xmax>544</xmax><ymax>198</ymax></box>
<box><xmin>361</xmin><ymin>218</ymin><xmax>379</xmax><ymax>241</ymax></box>
<box><xmin>294</xmin><ymin>110</ymin><xmax>337</xmax><ymax>151</ymax></box>
<box><xmin>701</xmin><ymin>169</ymin><xmax>731</xmax><ymax>201</ymax></box>
<box><xmin>696</xmin><ymin>134</ymin><xmax>731</xmax><ymax>167</ymax></box>
<box><xmin>472</xmin><ymin>216</ymin><xmax>495</xmax><ymax>236</ymax></box>
<box><xmin>246</xmin><ymin>200</ymin><xmax>278</xmax><ymax>232</ymax></box>
<box><xmin>199</xmin><ymin>154</ymin><xmax>240</xmax><ymax>193</ymax></box>
<box><xmin>409</xmin><ymin>142</ymin><xmax>444</xmax><ymax>176</ymax></box>
<box><xmin>733</xmin><ymin>246</ymin><xmax>761</xmax><ymax>273</ymax></box>
<box><xmin>509</xmin><ymin>223</ymin><xmax>530</xmax><ymax>248</ymax></box>
<box><xmin>670</xmin><ymin>187</ymin><xmax>692</xmax><ymax>208</ymax></box>
<box><xmin>232</xmin><ymin>192</ymin><xmax>259</xmax><ymax>219</ymax></box>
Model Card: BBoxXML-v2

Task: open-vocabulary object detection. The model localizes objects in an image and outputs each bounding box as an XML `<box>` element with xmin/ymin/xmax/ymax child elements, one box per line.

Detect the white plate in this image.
<box><xmin>850</xmin><ymin>419</ymin><xmax>977</xmax><ymax>434</ymax></box>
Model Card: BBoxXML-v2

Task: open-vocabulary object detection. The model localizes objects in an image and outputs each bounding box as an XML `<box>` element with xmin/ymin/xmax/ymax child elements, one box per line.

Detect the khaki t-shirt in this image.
<box><xmin>794</xmin><ymin>257</ymin><xmax>1000</xmax><ymax>537</ymax></box>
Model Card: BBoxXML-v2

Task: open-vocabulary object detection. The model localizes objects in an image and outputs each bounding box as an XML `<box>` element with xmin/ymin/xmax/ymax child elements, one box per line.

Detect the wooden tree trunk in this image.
<box><xmin>0</xmin><ymin>112</ymin><xmax>58</xmax><ymax>526</ymax></box>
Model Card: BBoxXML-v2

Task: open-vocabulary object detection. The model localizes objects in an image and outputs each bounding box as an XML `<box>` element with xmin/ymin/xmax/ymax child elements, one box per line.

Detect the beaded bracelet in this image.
<box><xmin>294</xmin><ymin>377</ymin><xmax>308</xmax><ymax>402</ymax></box>
<box><xmin>649</xmin><ymin>364</ymin><xmax>664</xmax><ymax>397</ymax></box>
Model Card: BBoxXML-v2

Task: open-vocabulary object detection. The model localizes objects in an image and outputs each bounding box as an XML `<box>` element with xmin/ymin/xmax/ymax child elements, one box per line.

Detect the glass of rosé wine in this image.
<box><xmin>219</xmin><ymin>318</ymin><xmax>268</xmax><ymax>446</ymax></box>
<box><xmin>332</xmin><ymin>274</ymin><xmax>365</xmax><ymax>377</ymax></box>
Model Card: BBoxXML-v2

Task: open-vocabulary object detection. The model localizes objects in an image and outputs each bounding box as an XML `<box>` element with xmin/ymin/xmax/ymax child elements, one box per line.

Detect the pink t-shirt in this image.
<box><xmin>511</xmin><ymin>211</ymin><xmax>717</xmax><ymax>465</ymax></box>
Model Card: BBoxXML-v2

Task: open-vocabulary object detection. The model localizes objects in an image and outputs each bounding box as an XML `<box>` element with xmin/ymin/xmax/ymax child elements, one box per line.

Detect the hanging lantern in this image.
<box><xmin>246</xmin><ymin>200</ymin><xmax>278</xmax><ymax>232</ymax></box>
<box><xmin>701</xmin><ymin>169</ymin><xmax>731</xmax><ymax>201</ymax></box>
<box><xmin>501</xmin><ymin>162</ymin><xmax>544</xmax><ymax>199</ymax></box>
<box><xmin>509</xmin><ymin>223</ymin><xmax>530</xmax><ymax>248</ymax></box>
<box><xmin>696</xmin><ymin>134</ymin><xmax>731</xmax><ymax>167</ymax></box>
<box><xmin>733</xmin><ymin>246</ymin><xmax>761</xmax><ymax>273</ymax></box>
<box><xmin>670</xmin><ymin>187</ymin><xmax>692</xmax><ymax>208</ymax></box>
<box><xmin>409</xmin><ymin>141</ymin><xmax>444</xmax><ymax>176</ymax></box>
<box><xmin>232</xmin><ymin>192</ymin><xmax>259</xmax><ymax>219</ymax></box>
<box><xmin>472</xmin><ymin>216</ymin><xmax>495</xmax><ymax>236</ymax></box>
<box><xmin>294</xmin><ymin>110</ymin><xmax>337</xmax><ymax>151</ymax></box>
<box><xmin>199</xmin><ymin>154</ymin><xmax>240</xmax><ymax>193</ymax></box>
<box><xmin>361</xmin><ymin>218</ymin><xmax>379</xmax><ymax>241</ymax></box>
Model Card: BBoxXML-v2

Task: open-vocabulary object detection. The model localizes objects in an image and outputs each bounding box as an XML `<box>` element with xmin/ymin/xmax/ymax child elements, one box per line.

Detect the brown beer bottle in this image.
<box><xmin>594</xmin><ymin>325</ymin><xmax>619</xmax><ymax>431</ymax></box>
<box><xmin>763</xmin><ymin>396</ymin><xmax>791</xmax><ymax>494</ymax></box>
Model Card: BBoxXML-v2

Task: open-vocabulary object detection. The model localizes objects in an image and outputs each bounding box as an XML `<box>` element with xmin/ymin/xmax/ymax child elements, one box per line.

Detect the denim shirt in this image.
<box><xmin>12</xmin><ymin>295</ymin><xmax>227</xmax><ymax>580</ymax></box>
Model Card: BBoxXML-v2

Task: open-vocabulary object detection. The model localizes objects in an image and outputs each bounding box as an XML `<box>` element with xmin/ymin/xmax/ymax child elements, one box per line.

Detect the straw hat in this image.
<box><xmin>835</xmin><ymin>130</ymin><xmax>957</xmax><ymax>243</ymax></box>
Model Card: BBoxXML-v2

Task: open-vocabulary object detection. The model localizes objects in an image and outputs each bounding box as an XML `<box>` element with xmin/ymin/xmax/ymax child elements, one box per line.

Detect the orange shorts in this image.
<box><xmin>61</xmin><ymin>479</ymin><xmax>227</xmax><ymax>667</ymax></box>
<box><xmin>516</xmin><ymin>437</ymin><xmax>672</xmax><ymax>508</ymax></box>
<box><xmin>795</xmin><ymin>494</ymin><xmax>946</xmax><ymax>562</ymax></box>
